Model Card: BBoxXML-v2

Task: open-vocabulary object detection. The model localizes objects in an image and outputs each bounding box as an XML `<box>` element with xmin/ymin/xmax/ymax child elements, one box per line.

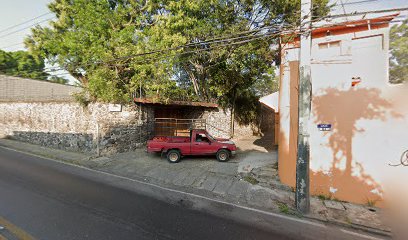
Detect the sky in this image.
<box><xmin>0</xmin><ymin>0</ymin><xmax>407</xmax><ymax>83</ymax></box>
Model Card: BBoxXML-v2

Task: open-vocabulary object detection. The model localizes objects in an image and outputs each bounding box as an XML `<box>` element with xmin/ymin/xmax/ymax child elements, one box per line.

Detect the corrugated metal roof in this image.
<box><xmin>133</xmin><ymin>98</ymin><xmax>218</xmax><ymax>108</ymax></box>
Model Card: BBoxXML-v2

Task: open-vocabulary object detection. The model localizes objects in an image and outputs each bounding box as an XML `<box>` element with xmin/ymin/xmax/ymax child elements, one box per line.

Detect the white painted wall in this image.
<box><xmin>279</xmin><ymin>23</ymin><xmax>408</xmax><ymax>206</ymax></box>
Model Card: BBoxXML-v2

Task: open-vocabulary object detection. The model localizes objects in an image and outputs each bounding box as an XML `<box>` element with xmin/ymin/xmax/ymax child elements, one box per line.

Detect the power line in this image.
<box><xmin>0</xmin><ymin>17</ymin><xmax>55</xmax><ymax>39</ymax></box>
<box><xmin>311</xmin><ymin>19</ymin><xmax>405</xmax><ymax>30</ymax></box>
<box><xmin>339</xmin><ymin>0</ymin><xmax>349</xmax><ymax>21</ymax></box>
<box><xmin>98</xmin><ymin>23</ymin><xmax>294</xmax><ymax>66</ymax></box>
<box><xmin>110</xmin><ymin>30</ymin><xmax>291</xmax><ymax>68</ymax></box>
<box><xmin>332</xmin><ymin>0</ymin><xmax>379</xmax><ymax>8</ymax></box>
<box><xmin>2</xmin><ymin>7</ymin><xmax>403</xmax><ymax>76</ymax></box>
<box><xmin>326</xmin><ymin>7</ymin><xmax>408</xmax><ymax>19</ymax></box>
<box><xmin>0</xmin><ymin>23</ymin><xmax>299</xmax><ymax>74</ymax></box>
<box><xmin>0</xmin><ymin>12</ymin><xmax>52</xmax><ymax>34</ymax></box>
<box><xmin>64</xmin><ymin>13</ymin><xmax>403</xmax><ymax>69</ymax></box>
<box><xmin>301</xmin><ymin>6</ymin><xmax>408</xmax><ymax>26</ymax></box>
<box><xmin>18</xmin><ymin>21</ymin><xmax>296</xmax><ymax>72</ymax></box>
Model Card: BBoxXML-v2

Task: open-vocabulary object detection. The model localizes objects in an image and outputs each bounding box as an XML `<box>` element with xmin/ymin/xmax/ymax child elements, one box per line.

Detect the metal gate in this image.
<box><xmin>154</xmin><ymin>118</ymin><xmax>206</xmax><ymax>136</ymax></box>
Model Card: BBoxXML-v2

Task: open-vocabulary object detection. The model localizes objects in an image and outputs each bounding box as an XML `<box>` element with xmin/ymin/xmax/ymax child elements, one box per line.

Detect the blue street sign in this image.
<box><xmin>317</xmin><ymin>124</ymin><xmax>332</xmax><ymax>131</ymax></box>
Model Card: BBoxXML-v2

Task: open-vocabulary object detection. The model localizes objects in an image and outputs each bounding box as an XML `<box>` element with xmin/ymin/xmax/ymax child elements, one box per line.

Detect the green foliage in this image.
<box><xmin>0</xmin><ymin>50</ymin><xmax>48</xmax><ymax>80</ymax></box>
<box><xmin>390</xmin><ymin>20</ymin><xmax>408</xmax><ymax>84</ymax></box>
<box><xmin>277</xmin><ymin>202</ymin><xmax>290</xmax><ymax>214</ymax></box>
<box><xmin>317</xmin><ymin>194</ymin><xmax>331</xmax><ymax>201</ymax></box>
<box><xmin>73</xmin><ymin>91</ymin><xmax>90</xmax><ymax>107</ymax></box>
<box><xmin>0</xmin><ymin>50</ymin><xmax>15</xmax><ymax>72</ymax></box>
<box><xmin>48</xmin><ymin>75</ymin><xmax>69</xmax><ymax>84</ymax></box>
<box><xmin>25</xmin><ymin>0</ymin><xmax>329</xmax><ymax>119</ymax></box>
<box><xmin>243</xmin><ymin>175</ymin><xmax>259</xmax><ymax>185</ymax></box>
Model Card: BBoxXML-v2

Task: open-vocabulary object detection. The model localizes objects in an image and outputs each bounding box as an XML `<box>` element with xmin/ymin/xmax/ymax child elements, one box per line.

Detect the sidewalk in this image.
<box><xmin>0</xmin><ymin>138</ymin><xmax>391</xmax><ymax>236</ymax></box>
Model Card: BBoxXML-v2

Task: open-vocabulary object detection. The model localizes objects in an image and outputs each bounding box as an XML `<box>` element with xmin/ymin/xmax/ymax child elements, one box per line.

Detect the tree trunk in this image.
<box><xmin>70</xmin><ymin>71</ymin><xmax>88</xmax><ymax>86</ymax></box>
<box><xmin>184</xmin><ymin>65</ymin><xmax>201</xmax><ymax>100</ymax></box>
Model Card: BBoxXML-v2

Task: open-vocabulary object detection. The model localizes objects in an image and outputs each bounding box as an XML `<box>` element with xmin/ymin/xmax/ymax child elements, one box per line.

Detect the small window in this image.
<box><xmin>330</xmin><ymin>41</ymin><xmax>340</xmax><ymax>47</ymax></box>
<box><xmin>318</xmin><ymin>41</ymin><xmax>341</xmax><ymax>49</ymax></box>
<box><xmin>316</xmin><ymin>40</ymin><xmax>342</xmax><ymax>58</ymax></box>
<box><xmin>319</xmin><ymin>43</ymin><xmax>329</xmax><ymax>49</ymax></box>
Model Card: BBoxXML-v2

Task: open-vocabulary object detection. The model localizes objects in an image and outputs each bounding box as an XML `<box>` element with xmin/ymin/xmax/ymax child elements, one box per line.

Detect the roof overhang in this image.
<box><xmin>281</xmin><ymin>14</ymin><xmax>399</xmax><ymax>43</ymax></box>
<box><xmin>133</xmin><ymin>98</ymin><xmax>218</xmax><ymax>108</ymax></box>
<box><xmin>259</xmin><ymin>92</ymin><xmax>279</xmax><ymax>112</ymax></box>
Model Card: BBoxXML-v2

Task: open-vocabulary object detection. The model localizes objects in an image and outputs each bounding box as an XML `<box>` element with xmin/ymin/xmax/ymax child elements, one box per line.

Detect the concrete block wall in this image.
<box><xmin>0</xmin><ymin>75</ymin><xmax>82</xmax><ymax>102</ymax></box>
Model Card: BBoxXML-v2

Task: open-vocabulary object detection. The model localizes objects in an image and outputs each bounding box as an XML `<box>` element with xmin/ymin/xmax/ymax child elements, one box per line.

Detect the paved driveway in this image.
<box><xmin>105</xmin><ymin>136</ymin><xmax>281</xmax><ymax>192</ymax></box>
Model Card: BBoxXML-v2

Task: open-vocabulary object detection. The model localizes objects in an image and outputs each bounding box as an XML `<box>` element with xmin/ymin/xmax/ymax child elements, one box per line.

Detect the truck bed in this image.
<box><xmin>151</xmin><ymin>136</ymin><xmax>190</xmax><ymax>143</ymax></box>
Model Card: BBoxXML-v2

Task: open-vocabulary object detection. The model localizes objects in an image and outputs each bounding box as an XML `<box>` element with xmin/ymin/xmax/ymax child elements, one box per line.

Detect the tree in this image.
<box><xmin>26</xmin><ymin>0</ymin><xmax>164</xmax><ymax>102</ymax></box>
<box><xmin>390</xmin><ymin>19</ymin><xmax>408</xmax><ymax>84</ymax></box>
<box><xmin>0</xmin><ymin>50</ymin><xmax>16</xmax><ymax>73</ymax></box>
<box><xmin>49</xmin><ymin>75</ymin><xmax>69</xmax><ymax>84</ymax></box>
<box><xmin>0</xmin><ymin>49</ymin><xmax>49</xmax><ymax>80</ymax></box>
<box><xmin>26</xmin><ymin>0</ymin><xmax>328</xmax><ymax>102</ymax></box>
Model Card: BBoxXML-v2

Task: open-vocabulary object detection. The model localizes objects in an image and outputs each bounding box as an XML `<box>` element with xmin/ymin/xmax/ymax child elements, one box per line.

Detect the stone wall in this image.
<box><xmin>0</xmin><ymin>101</ymin><xmax>274</xmax><ymax>155</ymax></box>
<box><xmin>188</xmin><ymin>107</ymin><xmax>256</xmax><ymax>139</ymax></box>
<box><xmin>0</xmin><ymin>102</ymin><xmax>154</xmax><ymax>155</ymax></box>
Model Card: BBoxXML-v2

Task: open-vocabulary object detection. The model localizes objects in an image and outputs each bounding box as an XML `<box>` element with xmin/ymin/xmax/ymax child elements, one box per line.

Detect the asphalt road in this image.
<box><xmin>0</xmin><ymin>146</ymin><xmax>387</xmax><ymax>240</ymax></box>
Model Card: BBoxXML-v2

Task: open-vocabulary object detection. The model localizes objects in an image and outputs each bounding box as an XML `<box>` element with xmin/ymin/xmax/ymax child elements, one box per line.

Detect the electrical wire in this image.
<box><xmin>331</xmin><ymin>0</ymin><xmax>379</xmax><ymax>8</ymax></box>
<box><xmin>0</xmin><ymin>21</ymin><xmax>299</xmax><ymax>73</ymax></box>
<box><xmin>308</xmin><ymin>6</ymin><xmax>408</xmax><ymax>23</ymax></box>
<box><xmin>1</xmin><ymin>7</ymin><xmax>405</xmax><ymax>78</ymax></box>
<box><xmin>0</xmin><ymin>17</ymin><xmax>55</xmax><ymax>39</ymax></box>
<box><xmin>0</xmin><ymin>12</ymin><xmax>52</xmax><ymax>34</ymax></box>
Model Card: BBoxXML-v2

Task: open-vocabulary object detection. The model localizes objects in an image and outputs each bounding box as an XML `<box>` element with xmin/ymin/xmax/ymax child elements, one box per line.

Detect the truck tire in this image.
<box><xmin>216</xmin><ymin>149</ymin><xmax>230</xmax><ymax>162</ymax></box>
<box><xmin>167</xmin><ymin>150</ymin><xmax>181</xmax><ymax>163</ymax></box>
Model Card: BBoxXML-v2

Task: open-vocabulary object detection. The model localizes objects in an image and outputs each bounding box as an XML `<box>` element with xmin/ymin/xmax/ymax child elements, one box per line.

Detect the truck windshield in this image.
<box><xmin>207</xmin><ymin>133</ymin><xmax>215</xmax><ymax>141</ymax></box>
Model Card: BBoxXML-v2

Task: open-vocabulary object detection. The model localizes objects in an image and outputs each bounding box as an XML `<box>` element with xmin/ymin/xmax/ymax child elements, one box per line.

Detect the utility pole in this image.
<box><xmin>296</xmin><ymin>0</ymin><xmax>312</xmax><ymax>214</ymax></box>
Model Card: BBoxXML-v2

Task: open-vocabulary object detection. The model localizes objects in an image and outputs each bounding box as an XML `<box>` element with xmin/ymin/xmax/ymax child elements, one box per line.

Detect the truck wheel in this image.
<box><xmin>216</xmin><ymin>149</ymin><xmax>230</xmax><ymax>162</ymax></box>
<box><xmin>167</xmin><ymin>150</ymin><xmax>181</xmax><ymax>163</ymax></box>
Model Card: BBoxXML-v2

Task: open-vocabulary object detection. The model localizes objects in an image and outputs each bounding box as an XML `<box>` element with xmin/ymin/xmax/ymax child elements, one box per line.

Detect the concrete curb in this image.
<box><xmin>303</xmin><ymin>215</ymin><xmax>391</xmax><ymax>238</ymax></box>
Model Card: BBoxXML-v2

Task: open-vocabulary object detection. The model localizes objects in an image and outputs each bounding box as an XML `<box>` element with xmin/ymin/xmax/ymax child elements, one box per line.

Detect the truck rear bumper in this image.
<box><xmin>231</xmin><ymin>151</ymin><xmax>236</xmax><ymax>156</ymax></box>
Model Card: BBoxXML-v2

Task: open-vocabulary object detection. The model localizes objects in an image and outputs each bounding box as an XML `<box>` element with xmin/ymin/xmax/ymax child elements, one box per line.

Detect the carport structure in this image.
<box><xmin>133</xmin><ymin>97</ymin><xmax>220</xmax><ymax>137</ymax></box>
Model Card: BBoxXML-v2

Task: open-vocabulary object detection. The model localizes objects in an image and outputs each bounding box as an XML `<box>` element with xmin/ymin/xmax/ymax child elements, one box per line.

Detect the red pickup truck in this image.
<box><xmin>147</xmin><ymin>129</ymin><xmax>237</xmax><ymax>163</ymax></box>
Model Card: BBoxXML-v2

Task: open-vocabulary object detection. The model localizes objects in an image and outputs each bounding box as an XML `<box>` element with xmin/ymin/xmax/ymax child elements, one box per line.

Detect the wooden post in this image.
<box><xmin>175</xmin><ymin>119</ymin><xmax>178</xmax><ymax>136</ymax></box>
<box><xmin>296</xmin><ymin>0</ymin><xmax>312</xmax><ymax>214</ymax></box>
<box><xmin>230</xmin><ymin>89</ymin><xmax>236</xmax><ymax>138</ymax></box>
<box><xmin>96</xmin><ymin>121</ymin><xmax>100</xmax><ymax>157</ymax></box>
<box><xmin>139</xmin><ymin>81</ymin><xmax>142</xmax><ymax>145</ymax></box>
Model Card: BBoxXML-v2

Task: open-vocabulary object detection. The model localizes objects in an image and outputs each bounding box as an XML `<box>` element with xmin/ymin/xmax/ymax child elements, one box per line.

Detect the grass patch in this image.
<box><xmin>278</xmin><ymin>202</ymin><xmax>290</xmax><ymax>214</ymax></box>
<box><xmin>317</xmin><ymin>194</ymin><xmax>331</xmax><ymax>201</ymax></box>
<box><xmin>366</xmin><ymin>199</ymin><xmax>377</xmax><ymax>207</ymax></box>
<box><xmin>73</xmin><ymin>91</ymin><xmax>90</xmax><ymax>108</ymax></box>
<box><xmin>243</xmin><ymin>176</ymin><xmax>259</xmax><ymax>185</ymax></box>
